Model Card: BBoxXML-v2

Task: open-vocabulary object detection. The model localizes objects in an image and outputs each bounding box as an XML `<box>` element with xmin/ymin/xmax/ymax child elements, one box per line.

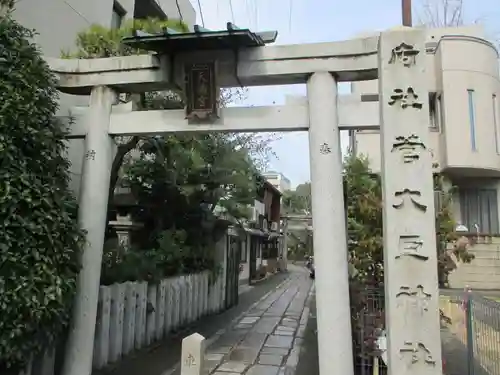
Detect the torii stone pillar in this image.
<box><xmin>62</xmin><ymin>86</ymin><xmax>116</xmax><ymax>375</ymax></box>
<box><xmin>379</xmin><ymin>29</ymin><xmax>442</xmax><ymax>374</ymax></box>
<box><xmin>308</xmin><ymin>71</ymin><xmax>354</xmax><ymax>375</ymax></box>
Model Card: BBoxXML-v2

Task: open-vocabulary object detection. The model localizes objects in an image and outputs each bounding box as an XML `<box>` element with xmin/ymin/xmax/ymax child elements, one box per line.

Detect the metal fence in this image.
<box><xmin>351</xmin><ymin>287</ymin><xmax>500</xmax><ymax>375</ymax></box>
<box><xmin>350</xmin><ymin>285</ymin><xmax>386</xmax><ymax>375</ymax></box>
<box><xmin>440</xmin><ymin>290</ymin><xmax>500</xmax><ymax>375</ymax></box>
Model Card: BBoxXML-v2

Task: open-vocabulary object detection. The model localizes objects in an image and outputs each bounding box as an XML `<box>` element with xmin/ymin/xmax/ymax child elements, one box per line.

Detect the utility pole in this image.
<box><xmin>402</xmin><ymin>0</ymin><xmax>412</xmax><ymax>26</ymax></box>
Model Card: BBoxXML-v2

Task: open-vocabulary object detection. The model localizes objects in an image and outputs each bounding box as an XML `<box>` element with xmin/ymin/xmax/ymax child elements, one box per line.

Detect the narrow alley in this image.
<box><xmin>94</xmin><ymin>266</ymin><xmax>314</xmax><ymax>375</ymax></box>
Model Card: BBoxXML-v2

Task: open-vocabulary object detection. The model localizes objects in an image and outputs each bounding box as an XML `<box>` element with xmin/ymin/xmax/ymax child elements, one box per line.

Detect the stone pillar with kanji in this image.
<box><xmin>379</xmin><ymin>29</ymin><xmax>443</xmax><ymax>375</ymax></box>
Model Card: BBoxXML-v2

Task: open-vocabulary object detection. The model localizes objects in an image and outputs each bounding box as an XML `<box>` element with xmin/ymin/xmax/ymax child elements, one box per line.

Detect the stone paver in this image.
<box><xmin>261</xmin><ymin>347</ymin><xmax>289</xmax><ymax>356</ymax></box>
<box><xmin>258</xmin><ymin>354</ymin><xmax>284</xmax><ymax>366</ymax></box>
<box><xmin>246</xmin><ymin>365</ymin><xmax>280</xmax><ymax>375</ymax></box>
<box><xmin>265</xmin><ymin>335</ymin><xmax>294</xmax><ymax>348</ymax></box>
<box><xmin>217</xmin><ymin>361</ymin><xmax>249</xmax><ymax>373</ymax></box>
<box><xmin>204</xmin><ymin>266</ymin><xmax>313</xmax><ymax>375</ymax></box>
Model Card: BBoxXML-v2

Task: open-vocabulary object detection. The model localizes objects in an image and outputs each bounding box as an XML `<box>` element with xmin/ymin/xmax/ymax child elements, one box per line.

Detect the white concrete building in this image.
<box><xmin>12</xmin><ymin>0</ymin><xmax>196</xmax><ymax>195</ymax></box>
<box><xmin>263</xmin><ymin>171</ymin><xmax>292</xmax><ymax>192</ymax></box>
<box><xmin>352</xmin><ymin>25</ymin><xmax>500</xmax><ymax>235</ymax></box>
<box><xmin>351</xmin><ymin>25</ymin><xmax>500</xmax><ymax>288</ymax></box>
<box><xmin>12</xmin><ymin>0</ymin><xmax>196</xmax><ymax>58</ymax></box>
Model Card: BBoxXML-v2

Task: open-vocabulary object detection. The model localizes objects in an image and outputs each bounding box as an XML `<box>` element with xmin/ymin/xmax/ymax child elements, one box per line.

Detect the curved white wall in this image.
<box><xmin>437</xmin><ymin>36</ymin><xmax>500</xmax><ymax>175</ymax></box>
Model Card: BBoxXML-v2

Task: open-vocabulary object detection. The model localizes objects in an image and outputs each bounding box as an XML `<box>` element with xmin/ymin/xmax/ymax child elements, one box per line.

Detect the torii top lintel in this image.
<box><xmin>122</xmin><ymin>22</ymin><xmax>277</xmax><ymax>91</ymax></box>
<box><xmin>121</xmin><ymin>22</ymin><xmax>278</xmax><ymax>54</ymax></box>
<box><xmin>48</xmin><ymin>24</ymin><xmax>381</xmax><ymax>95</ymax></box>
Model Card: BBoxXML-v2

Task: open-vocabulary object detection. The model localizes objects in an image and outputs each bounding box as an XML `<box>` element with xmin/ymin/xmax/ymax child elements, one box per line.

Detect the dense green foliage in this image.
<box><xmin>0</xmin><ymin>15</ymin><xmax>84</xmax><ymax>370</ymax></box>
<box><xmin>61</xmin><ymin>18</ymin><xmax>189</xmax><ymax>58</ymax></box>
<box><xmin>65</xmin><ymin>19</ymin><xmax>274</xmax><ymax>284</ymax></box>
<box><xmin>124</xmin><ymin>134</ymin><xmax>263</xmax><ymax>246</ymax></box>
<box><xmin>100</xmin><ymin>230</ymin><xmax>219</xmax><ymax>285</ymax></box>
<box><xmin>344</xmin><ymin>155</ymin><xmax>384</xmax><ymax>285</ymax></box>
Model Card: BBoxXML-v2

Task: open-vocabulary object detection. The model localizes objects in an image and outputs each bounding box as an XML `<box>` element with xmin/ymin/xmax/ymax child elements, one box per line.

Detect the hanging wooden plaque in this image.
<box><xmin>185</xmin><ymin>61</ymin><xmax>220</xmax><ymax>122</ymax></box>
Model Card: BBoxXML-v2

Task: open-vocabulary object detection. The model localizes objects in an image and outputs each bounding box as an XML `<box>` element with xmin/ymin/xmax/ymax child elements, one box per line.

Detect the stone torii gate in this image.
<box><xmin>49</xmin><ymin>27</ymin><xmax>442</xmax><ymax>375</ymax></box>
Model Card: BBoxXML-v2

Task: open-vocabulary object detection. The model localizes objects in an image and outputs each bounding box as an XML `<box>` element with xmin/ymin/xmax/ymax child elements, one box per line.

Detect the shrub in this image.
<box><xmin>100</xmin><ymin>230</ymin><xmax>216</xmax><ymax>285</ymax></box>
<box><xmin>0</xmin><ymin>15</ymin><xmax>84</xmax><ymax>370</ymax></box>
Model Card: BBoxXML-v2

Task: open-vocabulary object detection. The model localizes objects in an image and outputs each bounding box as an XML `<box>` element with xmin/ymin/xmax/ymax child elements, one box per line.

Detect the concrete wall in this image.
<box><xmin>12</xmin><ymin>0</ymin><xmax>195</xmax><ymax>59</ymax></box>
<box><xmin>12</xmin><ymin>0</ymin><xmax>126</xmax><ymax>58</ymax></box>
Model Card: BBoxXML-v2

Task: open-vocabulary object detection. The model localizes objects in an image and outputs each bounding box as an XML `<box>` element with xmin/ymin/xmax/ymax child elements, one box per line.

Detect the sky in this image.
<box><xmin>188</xmin><ymin>0</ymin><xmax>499</xmax><ymax>188</ymax></box>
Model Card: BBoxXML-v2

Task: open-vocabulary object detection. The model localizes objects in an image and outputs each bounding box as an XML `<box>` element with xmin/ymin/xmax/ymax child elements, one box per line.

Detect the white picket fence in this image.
<box><xmin>22</xmin><ymin>271</ymin><xmax>225</xmax><ymax>375</ymax></box>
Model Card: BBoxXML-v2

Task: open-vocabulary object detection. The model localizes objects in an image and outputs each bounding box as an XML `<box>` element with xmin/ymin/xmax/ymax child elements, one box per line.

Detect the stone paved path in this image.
<box><xmin>198</xmin><ymin>266</ymin><xmax>314</xmax><ymax>375</ymax></box>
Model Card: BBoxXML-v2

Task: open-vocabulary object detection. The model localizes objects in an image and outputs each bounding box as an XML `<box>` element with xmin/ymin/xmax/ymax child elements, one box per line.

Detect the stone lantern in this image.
<box><xmin>108</xmin><ymin>213</ymin><xmax>143</xmax><ymax>250</ymax></box>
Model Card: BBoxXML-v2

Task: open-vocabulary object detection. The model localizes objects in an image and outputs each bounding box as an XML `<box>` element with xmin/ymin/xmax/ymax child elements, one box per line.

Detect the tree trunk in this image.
<box><xmin>107</xmin><ymin>136</ymin><xmax>140</xmax><ymax>209</ymax></box>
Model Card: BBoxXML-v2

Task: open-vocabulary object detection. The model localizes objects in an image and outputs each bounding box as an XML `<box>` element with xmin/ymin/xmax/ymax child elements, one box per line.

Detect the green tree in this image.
<box><xmin>0</xmin><ymin>8</ymin><xmax>84</xmax><ymax>371</ymax></box>
<box><xmin>344</xmin><ymin>155</ymin><xmax>384</xmax><ymax>285</ymax></box>
<box><xmin>123</xmin><ymin>134</ymin><xmax>264</xmax><ymax>250</ymax></box>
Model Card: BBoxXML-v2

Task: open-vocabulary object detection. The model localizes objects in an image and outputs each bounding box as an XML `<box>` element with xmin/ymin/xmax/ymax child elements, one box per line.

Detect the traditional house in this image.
<box><xmin>238</xmin><ymin>180</ymin><xmax>283</xmax><ymax>285</ymax></box>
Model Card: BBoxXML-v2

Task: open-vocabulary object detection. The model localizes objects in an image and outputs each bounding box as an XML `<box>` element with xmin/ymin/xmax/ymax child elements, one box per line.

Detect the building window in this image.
<box><xmin>467</xmin><ymin>89</ymin><xmax>477</xmax><ymax>151</ymax></box>
<box><xmin>429</xmin><ymin>93</ymin><xmax>440</xmax><ymax>130</ymax></box>
<box><xmin>493</xmin><ymin>94</ymin><xmax>499</xmax><ymax>154</ymax></box>
<box><xmin>111</xmin><ymin>2</ymin><xmax>126</xmax><ymax>29</ymax></box>
<box><xmin>459</xmin><ymin>188</ymin><xmax>499</xmax><ymax>234</ymax></box>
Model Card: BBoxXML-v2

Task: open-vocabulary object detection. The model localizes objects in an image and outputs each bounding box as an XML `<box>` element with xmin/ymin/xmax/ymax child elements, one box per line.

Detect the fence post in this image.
<box><xmin>181</xmin><ymin>333</ymin><xmax>205</xmax><ymax>375</ymax></box>
<box><xmin>465</xmin><ymin>289</ymin><xmax>475</xmax><ymax>375</ymax></box>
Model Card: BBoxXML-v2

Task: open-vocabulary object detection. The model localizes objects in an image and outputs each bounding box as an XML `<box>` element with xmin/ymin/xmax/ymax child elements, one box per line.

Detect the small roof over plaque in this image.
<box><xmin>122</xmin><ymin>22</ymin><xmax>278</xmax><ymax>53</ymax></box>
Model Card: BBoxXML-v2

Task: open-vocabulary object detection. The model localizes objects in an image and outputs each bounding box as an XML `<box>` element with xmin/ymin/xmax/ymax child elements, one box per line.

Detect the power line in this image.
<box><xmin>229</xmin><ymin>0</ymin><xmax>235</xmax><ymax>24</ymax></box>
<box><xmin>175</xmin><ymin>0</ymin><xmax>183</xmax><ymax>21</ymax></box>
<box><xmin>196</xmin><ymin>0</ymin><xmax>205</xmax><ymax>27</ymax></box>
<box><xmin>246</xmin><ymin>0</ymin><xmax>258</xmax><ymax>30</ymax></box>
<box><xmin>245</xmin><ymin>0</ymin><xmax>252</xmax><ymax>28</ymax></box>
<box><xmin>252</xmin><ymin>0</ymin><xmax>258</xmax><ymax>30</ymax></box>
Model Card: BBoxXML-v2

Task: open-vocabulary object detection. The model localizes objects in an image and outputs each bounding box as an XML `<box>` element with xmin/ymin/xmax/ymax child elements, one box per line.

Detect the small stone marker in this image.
<box><xmin>181</xmin><ymin>333</ymin><xmax>206</xmax><ymax>375</ymax></box>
